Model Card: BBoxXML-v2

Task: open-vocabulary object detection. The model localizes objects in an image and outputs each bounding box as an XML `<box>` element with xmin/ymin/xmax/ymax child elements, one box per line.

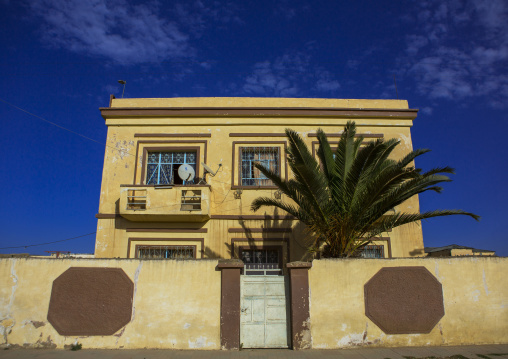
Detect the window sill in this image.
<box><xmin>231</xmin><ymin>185</ymin><xmax>280</xmax><ymax>190</ymax></box>
<box><xmin>120</xmin><ymin>184</ymin><xmax>211</xmax><ymax>188</ymax></box>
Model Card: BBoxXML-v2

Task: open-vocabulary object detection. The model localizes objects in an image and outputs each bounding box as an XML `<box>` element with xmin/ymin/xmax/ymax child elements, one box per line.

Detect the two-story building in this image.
<box><xmin>95</xmin><ymin>97</ymin><xmax>424</xmax><ymax>271</ymax></box>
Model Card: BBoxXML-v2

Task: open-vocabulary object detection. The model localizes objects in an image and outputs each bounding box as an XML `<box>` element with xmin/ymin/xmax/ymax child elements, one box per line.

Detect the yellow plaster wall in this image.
<box><xmin>0</xmin><ymin>258</ymin><xmax>221</xmax><ymax>349</ymax></box>
<box><xmin>450</xmin><ymin>248</ymin><xmax>474</xmax><ymax>256</ymax></box>
<box><xmin>95</xmin><ymin>97</ymin><xmax>424</xmax><ymax>259</ymax></box>
<box><xmin>2</xmin><ymin>256</ymin><xmax>506</xmax><ymax>350</ymax></box>
<box><xmin>308</xmin><ymin>257</ymin><xmax>508</xmax><ymax>348</ymax></box>
<box><xmin>110</xmin><ymin>97</ymin><xmax>410</xmax><ymax>109</ymax></box>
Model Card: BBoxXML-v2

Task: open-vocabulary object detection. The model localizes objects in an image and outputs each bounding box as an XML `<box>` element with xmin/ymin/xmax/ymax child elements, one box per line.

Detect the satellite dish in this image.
<box><xmin>178</xmin><ymin>164</ymin><xmax>195</xmax><ymax>182</ymax></box>
<box><xmin>202</xmin><ymin>163</ymin><xmax>214</xmax><ymax>174</ymax></box>
<box><xmin>201</xmin><ymin>162</ymin><xmax>221</xmax><ymax>176</ymax></box>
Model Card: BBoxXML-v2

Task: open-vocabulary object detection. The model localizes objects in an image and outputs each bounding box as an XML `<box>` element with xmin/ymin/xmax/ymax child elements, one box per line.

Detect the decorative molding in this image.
<box><xmin>95</xmin><ymin>213</ymin><xmax>119</xmax><ymax>219</ymax></box>
<box><xmin>210</xmin><ymin>215</ymin><xmax>296</xmax><ymax>220</ymax></box>
<box><xmin>100</xmin><ymin>107</ymin><xmax>418</xmax><ymax>120</ymax></box>
<box><xmin>228</xmin><ymin>228</ymin><xmax>292</xmax><ymax>233</ymax></box>
<box><xmin>134</xmin><ymin>133</ymin><xmax>211</xmax><ymax>138</ymax></box>
<box><xmin>229</xmin><ymin>133</ymin><xmax>286</xmax><ymax>137</ymax></box>
<box><xmin>126</xmin><ymin>228</ymin><xmax>207</xmax><ymax>233</ymax></box>
<box><xmin>371</xmin><ymin>237</ymin><xmax>392</xmax><ymax>258</ymax></box>
<box><xmin>308</xmin><ymin>133</ymin><xmax>384</xmax><ymax>138</ymax></box>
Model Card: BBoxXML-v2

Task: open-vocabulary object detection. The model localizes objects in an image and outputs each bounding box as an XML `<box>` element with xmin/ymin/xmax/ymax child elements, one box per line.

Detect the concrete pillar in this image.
<box><xmin>287</xmin><ymin>261</ymin><xmax>312</xmax><ymax>350</ymax></box>
<box><xmin>217</xmin><ymin>259</ymin><xmax>244</xmax><ymax>350</ymax></box>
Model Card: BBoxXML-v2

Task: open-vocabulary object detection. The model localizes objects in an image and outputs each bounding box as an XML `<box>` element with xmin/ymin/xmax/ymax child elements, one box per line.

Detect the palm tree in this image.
<box><xmin>251</xmin><ymin>122</ymin><xmax>479</xmax><ymax>258</ymax></box>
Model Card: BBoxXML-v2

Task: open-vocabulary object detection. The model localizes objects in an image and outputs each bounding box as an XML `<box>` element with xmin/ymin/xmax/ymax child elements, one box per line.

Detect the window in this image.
<box><xmin>241</xmin><ymin>248</ymin><xmax>281</xmax><ymax>275</ymax></box>
<box><xmin>146</xmin><ymin>151</ymin><xmax>196</xmax><ymax>185</ymax></box>
<box><xmin>240</xmin><ymin>147</ymin><xmax>279</xmax><ymax>186</ymax></box>
<box><xmin>137</xmin><ymin>245</ymin><xmax>195</xmax><ymax>259</ymax></box>
<box><xmin>359</xmin><ymin>245</ymin><xmax>384</xmax><ymax>258</ymax></box>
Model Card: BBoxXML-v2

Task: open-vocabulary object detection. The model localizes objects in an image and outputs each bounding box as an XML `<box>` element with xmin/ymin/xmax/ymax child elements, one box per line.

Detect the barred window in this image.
<box><xmin>241</xmin><ymin>147</ymin><xmax>279</xmax><ymax>186</ymax></box>
<box><xmin>146</xmin><ymin>151</ymin><xmax>196</xmax><ymax>185</ymax></box>
<box><xmin>359</xmin><ymin>245</ymin><xmax>384</xmax><ymax>258</ymax></box>
<box><xmin>137</xmin><ymin>245</ymin><xmax>195</xmax><ymax>259</ymax></box>
<box><xmin>241</xmin><ymin>248</ymin><xmax>281</xmax><ymax>275</ymax></box>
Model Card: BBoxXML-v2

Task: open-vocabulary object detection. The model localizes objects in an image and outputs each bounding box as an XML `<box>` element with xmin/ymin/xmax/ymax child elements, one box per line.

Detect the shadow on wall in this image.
<box><xmin>221</xmin><ymin>208</ymin><xmax>314</xmax><ymax>262</ymax></box>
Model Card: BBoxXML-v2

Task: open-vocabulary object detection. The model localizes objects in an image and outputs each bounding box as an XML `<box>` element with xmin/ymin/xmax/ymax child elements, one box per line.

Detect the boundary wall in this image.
<box><xmin>0</xmin><ymin>256</ymin><xmax>506</xmax><ymax>349</ymax></box>
<box><xmin>309</xmin><ymin>257</ymin><xmax>508</xmax><ymax>348</ymax></box>
<box><xmin>0</xmin><ymin>258</ymin><xmax>221</xmax><ymax>349</ymax></box>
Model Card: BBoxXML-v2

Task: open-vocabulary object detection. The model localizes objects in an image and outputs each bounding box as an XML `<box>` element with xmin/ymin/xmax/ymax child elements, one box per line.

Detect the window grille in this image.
<box><xmin>359</xmin><ymin>245</ymin><xmax>384</xmax><ymax>258</ymax></box>
<box><xmin>137</xmin><ymin>245</ymin><xmax>195</xmax><ymax>259</ymax></box>
<box><xmin>241</xmin><ymin>147</ymin><xmax>279</xmax><ymax>186</ymax></box>
<box><xmin>181</xmin><ymin>189</ymin><xmax>202</xmax><ymax>211</ymax></box>
<box><xmin>126</xmin><ymin>189</ymin><xmax>147</xmax><ymax>210</ymax></box>
<box><xmin>241</xmin><ymin>249</ymin><xmax>281</xmax><ymax>275</ymax></box>
<box><xmin>146</xmin><ymin>151</ymin><xmax>196</xmax><ymax>185</ymax></box>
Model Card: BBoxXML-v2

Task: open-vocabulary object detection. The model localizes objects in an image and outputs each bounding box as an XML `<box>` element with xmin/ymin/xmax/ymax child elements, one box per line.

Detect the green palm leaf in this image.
<box><xmin>250</xmin><ymin>121</ymin><xmax>480</xmax><ymax>258</ymax></box>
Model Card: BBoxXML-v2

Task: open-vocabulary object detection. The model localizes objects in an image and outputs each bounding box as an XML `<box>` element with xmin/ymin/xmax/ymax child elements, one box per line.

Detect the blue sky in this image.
<box><xmin>1</xmin><ymin>0</ymin><xmax>507</xmax><ymax>256</ymax></box>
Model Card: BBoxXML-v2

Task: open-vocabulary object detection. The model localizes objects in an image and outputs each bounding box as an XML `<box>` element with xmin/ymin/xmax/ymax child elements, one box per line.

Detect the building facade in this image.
<box><xmin>94</xmin><ymin>97</ymin><xmax>425</xmax><ymax>267</ymax></box>
<box><xmin>425</xmin><ymin>244</ymin><xmax>495</xmax><ymax>257</ymax></box>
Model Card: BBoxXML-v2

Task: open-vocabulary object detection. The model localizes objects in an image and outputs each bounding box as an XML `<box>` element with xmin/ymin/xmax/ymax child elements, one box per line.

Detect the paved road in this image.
<box><xmin>1</xmin><ymin>345</ymin><xmax>508</xmax><ymax>359</ymax></box>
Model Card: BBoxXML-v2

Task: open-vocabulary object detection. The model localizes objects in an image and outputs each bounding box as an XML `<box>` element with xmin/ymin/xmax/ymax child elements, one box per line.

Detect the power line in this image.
<box><xmin>0</xmin><ymin>232</ymin><xmax>96</xmax><ymax>250</ymax></box>
<box><xmin>0</xmin><ymin>97</ymin><xmax>136</xmax><ymax>157</ymax></box>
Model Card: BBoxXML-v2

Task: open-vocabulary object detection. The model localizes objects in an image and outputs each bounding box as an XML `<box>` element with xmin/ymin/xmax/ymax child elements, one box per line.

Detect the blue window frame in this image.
<box><xmin>359</xmin><ymin>245</ymin><xmax>384</xmax><ymax>258</ymax></box>
<box><xmin>146</xmin><ymin>151</ymin><xmax>196</xmax><ymax>185</ymax></box>
<box><xmin>240</xmin><ymin>147</ymin><xmax>279</xmax><ymax>186</ymax></box>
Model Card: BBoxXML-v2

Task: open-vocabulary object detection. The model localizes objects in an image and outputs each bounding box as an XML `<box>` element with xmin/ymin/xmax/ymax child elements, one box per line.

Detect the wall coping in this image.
<box><xmin>217</xmin><ymin>259</ymin><xmax>244</xmax><ymax>269</ymax></box>
<box><xmin>287</xmin><ymin>261</ymin><xmax>312</xmax><ymax>268</ymax></box>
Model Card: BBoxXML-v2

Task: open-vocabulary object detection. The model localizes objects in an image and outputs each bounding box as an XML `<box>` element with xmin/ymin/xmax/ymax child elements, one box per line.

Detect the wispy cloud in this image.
<box><xmin>403</xmin><ymin>0</ymin><xmax>508</xmax><ymax>108</ymax></box>
<box><xmin>27</xmin><ymin>0</ymin><xmax>241</xmax><ymax>65</ymax></box>
<box><xmin>28</xmin><ymin>0</ymin><xmax>191</xmax><ymax>64</ymax></box>
<box><xmin>234</xmin><ymin>52</ymin><xmax>340</xmax><ymax>97</ymax></box>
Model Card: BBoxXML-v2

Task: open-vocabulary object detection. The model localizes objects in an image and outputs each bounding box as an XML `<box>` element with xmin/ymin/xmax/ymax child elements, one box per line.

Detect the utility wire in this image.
<box><xmin>0</xmin><ymin>232</ymin><xmax>96</xmax><ymax>250</ymax></box>
<box><xmin>0</xmin><ymin>97</ymin><xmax>137</xmax><ymax>157</ymax></box>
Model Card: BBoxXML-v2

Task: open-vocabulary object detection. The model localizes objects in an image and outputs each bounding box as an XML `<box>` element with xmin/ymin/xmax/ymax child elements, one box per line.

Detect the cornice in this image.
<box><xmin>100</xmin><ymin>107</ymin><xmax>418</xmax><ymax>120</ymax></box>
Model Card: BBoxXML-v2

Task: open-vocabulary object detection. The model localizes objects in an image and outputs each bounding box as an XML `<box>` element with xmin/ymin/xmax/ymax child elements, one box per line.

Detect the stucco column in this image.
<box><xmin>287</xmin><ymin>261</ymin><xmax>312</xmax><ymax>350</ymax></box>
<box><xmin>217</xmin><ymin>259</ymin><xmax>244</xmax><ymax>350</ymax></box>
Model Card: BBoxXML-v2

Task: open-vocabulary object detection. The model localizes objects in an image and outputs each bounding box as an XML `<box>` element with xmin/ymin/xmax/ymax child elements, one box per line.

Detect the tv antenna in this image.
<box><xmin>118</xmin><ymin>80</ymin><xmax>126</xmax><ymax>98</ymax></box>
<box><xmin>177</xmin><ymin>164</ymin><xmax>195</xmax><ymax>183</ymax></box>
<box><xmin>199</xmin><ymin>162</ymin><xmax>222</xmax><ymax>184</ymax></box>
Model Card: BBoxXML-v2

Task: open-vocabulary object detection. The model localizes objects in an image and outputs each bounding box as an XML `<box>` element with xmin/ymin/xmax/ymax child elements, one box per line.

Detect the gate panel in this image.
<box><xmin>240</xmin><ymin>275</ymin><xmax>289</xmax><ymax>348</ymax></box>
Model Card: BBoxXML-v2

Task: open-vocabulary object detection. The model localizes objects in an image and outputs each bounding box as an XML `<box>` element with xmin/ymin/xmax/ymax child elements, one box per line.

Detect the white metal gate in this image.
<box><xmin>240</xmin><ymin>275</ymin><xmax>289</xmax><ymax>348</ymax></box>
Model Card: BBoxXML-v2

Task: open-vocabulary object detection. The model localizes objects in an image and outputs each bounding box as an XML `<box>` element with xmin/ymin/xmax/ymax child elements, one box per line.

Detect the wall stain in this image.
<box><xmin>296</xmin><ymin>318</ymin><xmax>312</xmax><ymax>349</ymax></box>
<box><xmin>1</xmin><ymin>318</ymin><xmax>15</xmax><ymax>345</ymax></box>
<box><xmin>30</xmin><ymin>321</ymin><xmax>46</xmax><ymax>329</ymax></box>
<box><xmin>29</xmin><ymin>335</ymin><xmax>57</xmax><ymax>349</ymax></box>
<box><xmin>131</xmin><ymin>262</ymin><xmax>143</xmax><ymax>321</ymax></box>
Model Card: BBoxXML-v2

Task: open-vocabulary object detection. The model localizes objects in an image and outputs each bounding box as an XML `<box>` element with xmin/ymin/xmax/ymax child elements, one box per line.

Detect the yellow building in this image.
<box><xmin>425</xmin><ymin>244</ymin><xmax>495</xmax><ymax>257</ymax></box>
<box><xmin>95</xmin><ymin>97</ymin><xmax>424</xmax><ymax>267</ymax></box>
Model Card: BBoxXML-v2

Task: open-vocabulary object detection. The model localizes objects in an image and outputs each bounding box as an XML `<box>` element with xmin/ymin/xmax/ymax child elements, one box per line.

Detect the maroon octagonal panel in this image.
<box><xmin>47</xmin><ymin>267</ymin><xmax>133</xmax><ymax>336</ymax></box>
<box><xmin>364</xmin><ymin>266</ymin><xmax>444</xmax><ymax>334</ymax></box>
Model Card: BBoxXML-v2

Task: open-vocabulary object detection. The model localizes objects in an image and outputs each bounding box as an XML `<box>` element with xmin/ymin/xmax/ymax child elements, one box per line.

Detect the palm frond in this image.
<box><xmin>250</xmin><ymin>121</ymin><xmax>480</xmax><ymax>258</ymax></box>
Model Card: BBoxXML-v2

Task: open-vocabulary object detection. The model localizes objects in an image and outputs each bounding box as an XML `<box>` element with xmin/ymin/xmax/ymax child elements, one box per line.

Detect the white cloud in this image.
<box><xmin>420</xmin><ymin>107</ymin><xmax>433</xmax><ymax>115</ymax></box>
<box><xmin>29</xmin><ymin>0</ymin><xmax>191</xmax><ymax>64</ymax></box>
<box><xmin>404</xmin><ymin>0</ymin><xmax>508</xmax><ymax>107</ymax></box>
<box><xmin>239</xmin><ymin>52</ymin><xmax>340</xmax><ymax>97</ymax></box>
<box><xmin>27</xmin><ymin>0</ymin><xmax>242</xmax><ymax>65</ymax></box>
<box><xmin>243</xmin><ymin>60</ymin><xmax>299</xmax><ymax>97</ymax></box>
